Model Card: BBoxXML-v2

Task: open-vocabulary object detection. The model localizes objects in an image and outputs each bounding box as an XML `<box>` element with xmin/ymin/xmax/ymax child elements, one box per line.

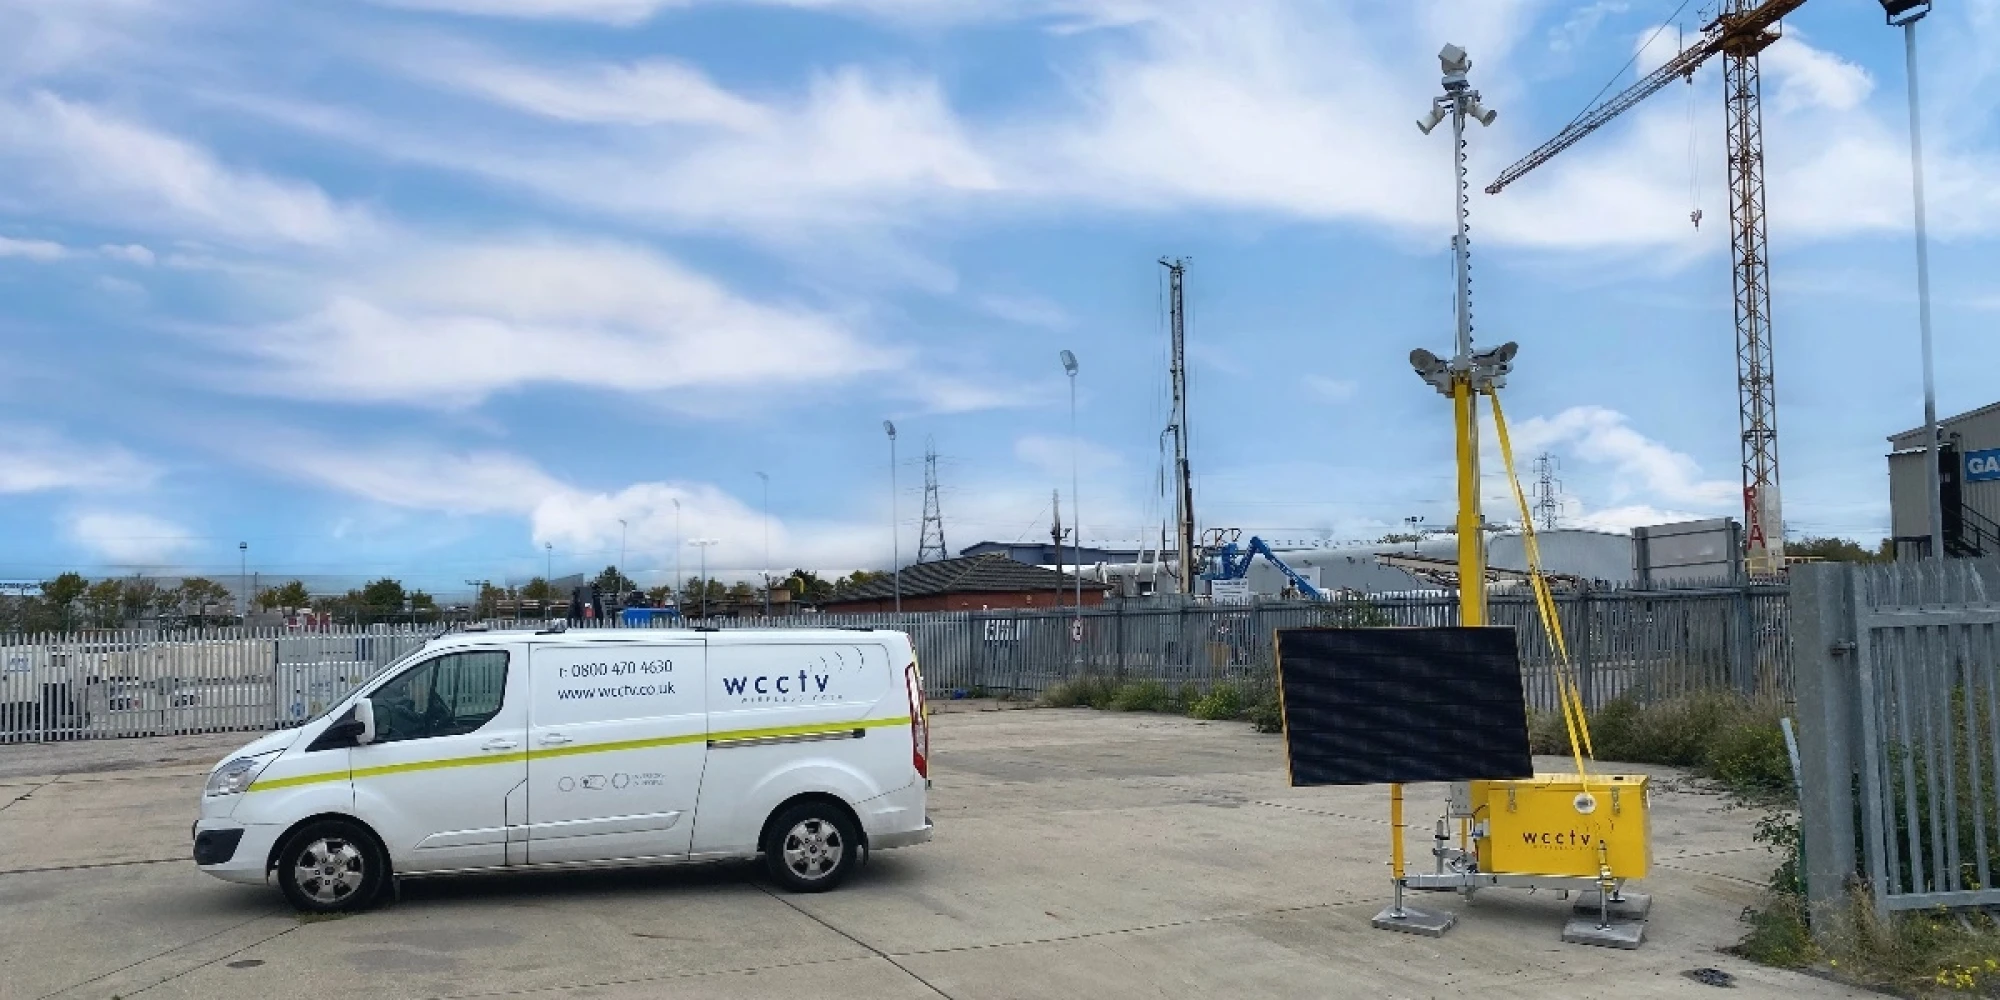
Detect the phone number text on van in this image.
<box><xmin>557</xmin><ymin>659</ymin><xmax>673</xmax><ymax>679</ymax></box>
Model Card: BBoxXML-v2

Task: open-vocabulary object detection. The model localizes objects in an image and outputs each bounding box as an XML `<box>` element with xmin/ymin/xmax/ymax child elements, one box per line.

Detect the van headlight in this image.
<box><xmin>205</xmin><ymin>755</ymin><xmax>274</xmax><ymax>797</ymax></box>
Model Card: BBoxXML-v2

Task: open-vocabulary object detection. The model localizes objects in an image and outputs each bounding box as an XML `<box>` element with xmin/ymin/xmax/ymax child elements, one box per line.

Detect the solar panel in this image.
<box><xmin>1276</xmin><ymin>627</ymin><xmax>1533</xmax><ymax>786</ymax></box>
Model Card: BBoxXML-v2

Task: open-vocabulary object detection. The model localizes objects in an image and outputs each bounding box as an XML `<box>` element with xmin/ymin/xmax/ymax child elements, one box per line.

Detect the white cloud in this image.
<box><xmin>242</xmin><ymin>437</ymin><xmax>568</xmax><ymax>515</ymax></box>
<box><xmin>0</xmin><ymin>235</ymin><xmax>68</xmax><ymax>260</ymax></box>
<box><xmin>1491</xmin><ymin>405</ymin><xmax>1737</xmax><ymax>513</ymax></box>
<box><xmin>1302</xmin><ymin>375</ymin><xmax>1356</xmax><ymax>401</ymax></box>
<box><xmin>66</xmin><ymin>511</ymin><xmax>194</xmax><ymax>565</ymax></box>
<box><xmin>1014</xmin><ymin>434</ymin><xmax>1123</xmax><ymax>479</ymax></box>
<box><xmin>216</xmin><ymin>236</ymin><xmax>899</xmax><ymax>406</ymax></box>
<box><xmin>977</xmin><ymin>292</ymin><xmax>1072</xmax><ymax>329</ymax></box>
<box><xmin>409</xmin><ymin>49</ymin><xmax>771</xmax><ymax>130</ymax></box>
<box><xmin>0</xmin><ymin>93</ymin><xmax>373</xmax><ymax>248</ymax></box>
<box><xmin>98</xmin><ymin>243</ymin><xmax>154</xmax><ymax>265</ymax></box>
<box><xmin>1550</xmin><ymin>1</ymin><xmax>1627</xmax><ymax>53</ymax></box>
<box><xmin>1763</xmin><ymin>32</ymin><xmax>1873</xmax><ymax>114</ymax></box>
<box><xmin>0</xmin><ymin>427</ymin><xmax>159</xmax><ymax>493</ymax></box>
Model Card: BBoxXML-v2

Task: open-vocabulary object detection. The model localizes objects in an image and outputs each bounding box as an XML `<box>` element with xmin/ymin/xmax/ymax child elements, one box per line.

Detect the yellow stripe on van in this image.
<box><xmin>245</xmin><ymin>716</ymin><xmax>912</xmax><ymax>793</ymax></box>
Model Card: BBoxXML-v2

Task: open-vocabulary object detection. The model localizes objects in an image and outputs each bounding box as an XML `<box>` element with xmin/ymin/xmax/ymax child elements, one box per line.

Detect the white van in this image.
<box><xmin>192</xmin><ymin>625</ymin><xmax>932</xmax><ymax>912</ymax></box>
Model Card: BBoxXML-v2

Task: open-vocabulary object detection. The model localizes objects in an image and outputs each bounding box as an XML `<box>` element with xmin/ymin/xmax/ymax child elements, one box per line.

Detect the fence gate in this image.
<box><xmin>1795</xmin><ymin>559</ymin><xmax>2000</xmax><ymax>923</ymax></box>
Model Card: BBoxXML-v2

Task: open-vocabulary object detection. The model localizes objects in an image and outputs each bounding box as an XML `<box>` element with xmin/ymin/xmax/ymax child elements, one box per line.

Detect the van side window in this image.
<box><xmin>369</xmin><ymin>651</ymin><xmax>510</xmax><ymax>744</ymax></box>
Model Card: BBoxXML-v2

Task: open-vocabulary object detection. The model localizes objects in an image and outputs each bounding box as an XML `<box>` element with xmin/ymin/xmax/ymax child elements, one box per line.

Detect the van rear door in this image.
<box><xmin>525</xmin><ymin>640</ymin><xmax>707</xmax><ymax>865</ymax></box>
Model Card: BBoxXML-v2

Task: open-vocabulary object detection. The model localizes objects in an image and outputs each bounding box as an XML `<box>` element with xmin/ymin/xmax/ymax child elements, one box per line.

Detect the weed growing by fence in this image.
<box><xmin>1527</xmin><ymin>692</ymin><xmax>1791</xmax><ymax>800</ymax></box>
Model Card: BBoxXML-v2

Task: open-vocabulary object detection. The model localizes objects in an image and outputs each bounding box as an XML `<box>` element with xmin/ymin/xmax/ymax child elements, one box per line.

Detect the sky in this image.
<box><xmin>2</xmin><ymin>0</ymin><xmax>1997</xmax><ymax>595</ymax></box>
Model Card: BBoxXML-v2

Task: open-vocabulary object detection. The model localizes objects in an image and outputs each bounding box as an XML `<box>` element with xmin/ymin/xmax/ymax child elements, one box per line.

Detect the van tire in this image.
<box><xmin>275</xmin><ymin>819</ymin><xmax>387</xmax><ymax>914</ymax></box>
<box><xmin>763</xmin><ymin>801</ymin><xmax>859</xmax><ymax>893</ymax></box>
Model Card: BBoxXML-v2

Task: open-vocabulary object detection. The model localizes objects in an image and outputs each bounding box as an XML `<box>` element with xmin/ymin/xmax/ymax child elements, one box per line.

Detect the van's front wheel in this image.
<box><xmin>764</xmin><ymin>802</ymin><xmax>858</xmax><ymax>892</ymax></box>
<box><xmin>275</xmin><ymin>820</ymin><xmax>386</xmax><ymax>914</ymax></box>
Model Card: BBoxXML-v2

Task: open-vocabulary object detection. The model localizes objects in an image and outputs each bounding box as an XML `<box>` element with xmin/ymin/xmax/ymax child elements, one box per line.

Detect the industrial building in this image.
<box><xmin>1888</xmin><ymin>400</ymin><xmax>2000</xmax><ymax>559</ymax></box>
<box><xmin>819</xmin><ymin>553</ymin><xmax>1105</xmax><ymax>613</ymax></box>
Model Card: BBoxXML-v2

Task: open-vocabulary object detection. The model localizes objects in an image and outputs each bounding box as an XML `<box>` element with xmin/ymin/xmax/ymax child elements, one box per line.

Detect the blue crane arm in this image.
<box><xmin>1245</xmin><ymin>537</ymin><xmax>1323</xmax><ymax>601</ymax></box>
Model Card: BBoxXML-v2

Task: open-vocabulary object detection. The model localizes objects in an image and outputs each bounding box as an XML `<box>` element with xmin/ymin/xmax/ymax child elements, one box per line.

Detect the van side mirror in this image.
<box><xmin>310</xmin><ymin>698</ymin><xmax>377</xmax><ymax>751</ymax></box>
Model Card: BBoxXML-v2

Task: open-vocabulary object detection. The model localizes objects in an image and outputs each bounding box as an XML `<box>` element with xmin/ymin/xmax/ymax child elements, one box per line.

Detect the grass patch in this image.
<box><xmin>1528</xmin><ymin>692</ymin><xmax>1791</xmax><ymax>801</ymax></box>
<box><xmin>1109</xmin><ymin>680</ymin><xmax>1173</xmax><ymax>713</ymax></box>
<box><xmin>1039</xmin><ymin>676</ymin><xmax>1120</xmax><ymax>710</ymax></box>
<box><xmin>1187</xmin><ymin>683</ymin><xmax>1245</xmax><ymax>721</ymax></box>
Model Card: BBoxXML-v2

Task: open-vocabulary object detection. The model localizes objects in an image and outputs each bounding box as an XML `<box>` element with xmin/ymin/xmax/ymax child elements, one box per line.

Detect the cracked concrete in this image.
<box><xmin>0</xmin><ymin>709</ymin><xmax>1864</xmax><ymax>1000</ymax></box>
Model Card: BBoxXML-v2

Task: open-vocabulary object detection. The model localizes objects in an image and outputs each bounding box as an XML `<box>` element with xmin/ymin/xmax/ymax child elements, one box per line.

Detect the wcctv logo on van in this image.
<box><xmin>720</xmin><ymin>670</ymin><xmax>837</xmax><ymax>704</ymax></box>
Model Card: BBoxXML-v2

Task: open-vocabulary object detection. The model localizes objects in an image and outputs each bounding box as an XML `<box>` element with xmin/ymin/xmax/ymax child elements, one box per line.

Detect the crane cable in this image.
<box><xmin>1488</xmin><ymin>389</ymin><xmax>1595</xmax><ymax>786</ymax></box>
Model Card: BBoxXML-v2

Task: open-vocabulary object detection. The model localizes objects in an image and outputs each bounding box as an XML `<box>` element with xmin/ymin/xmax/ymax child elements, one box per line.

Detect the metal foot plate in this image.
<box><xmin>1572</xmin><ymin>891</ymin><xmax>1650</xmax><ymax>921</ymax></box>
<box><xmin>1372</xmin><ymin>905</ymin><xmax>1456</xmax><ymax>937</ymax></box>
<box><xmin>1561</xmin><ymin>917</ymin><xmax>1645</xmax><ymax>950</ymax></box>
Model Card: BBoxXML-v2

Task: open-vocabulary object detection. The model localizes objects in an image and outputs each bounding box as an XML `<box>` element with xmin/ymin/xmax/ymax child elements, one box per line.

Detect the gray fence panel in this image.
<box><xmin>1797</xmin><ymin>558</ymin><xmax>2000</xmax><ymax>927</ymax></box>
<box><xmin>2</xmin><ymin>582</ymin><xmax>1791</xmax><ymax>745</ymax></box>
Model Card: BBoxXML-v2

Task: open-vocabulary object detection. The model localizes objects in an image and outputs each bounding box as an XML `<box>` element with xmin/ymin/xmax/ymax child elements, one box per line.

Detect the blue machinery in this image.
<box><xmin>1200</xmin><ymin>530</ymin><xmax>1324</xmax><ymax>600</ymax></box>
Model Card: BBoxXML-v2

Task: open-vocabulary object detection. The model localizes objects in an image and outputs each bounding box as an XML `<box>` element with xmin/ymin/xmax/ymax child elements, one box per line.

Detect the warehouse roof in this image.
<box><xmin>1890</xmin><ymin>399</ymin><xmax>2000</xmax><ymax>442</ymax></box>
<box><xmin>835</xmin><ymin>553</ymin><xmax>1092</xmax><ymax>601</ymax></box>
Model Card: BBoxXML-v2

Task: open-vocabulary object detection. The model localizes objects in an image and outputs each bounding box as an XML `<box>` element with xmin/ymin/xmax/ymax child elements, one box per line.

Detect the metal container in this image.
<box><xmin>1472</xmin><ymin>773</ymin><xmax>1651</xmax><ymax>879</ymax></box>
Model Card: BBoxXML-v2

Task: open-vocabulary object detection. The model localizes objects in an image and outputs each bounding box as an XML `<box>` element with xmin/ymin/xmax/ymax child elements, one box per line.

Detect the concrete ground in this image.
<box><xmin>0</xmin><ymin>707</ymin><xmax>1866</xmax><ymax>1000</ymax></box>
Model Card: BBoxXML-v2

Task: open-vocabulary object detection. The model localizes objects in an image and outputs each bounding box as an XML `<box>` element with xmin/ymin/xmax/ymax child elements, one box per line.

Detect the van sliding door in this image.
<box><xmin>525</xmin><ymin>641</ymin><xmax>707</xmax><ymax>865</ymax></box>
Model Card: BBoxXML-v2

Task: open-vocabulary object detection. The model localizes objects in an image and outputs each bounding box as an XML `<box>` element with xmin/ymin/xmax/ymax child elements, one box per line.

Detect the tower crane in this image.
<box><xmin>1486</xmin><ymin>0</ymin><xmax>1807</xmax><ymax>575</ymax></box>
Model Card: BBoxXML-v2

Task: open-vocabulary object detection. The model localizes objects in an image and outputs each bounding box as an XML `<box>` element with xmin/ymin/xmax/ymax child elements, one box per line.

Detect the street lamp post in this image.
<box><xmin>689</xmin><ymin>539</ymin><xmax>718</xmax><ymax>619</ymax></box>
<box><xmin>618</xmin><ymin>518</ymin><xmax>627</xmax><ymax>576</ymax></box>
<box><xmin>884</xmin><ymin>421</ymin><xmax>901</xmax><ymax>613</ymax></box>
<box><xmin>756</xmin><ymin>471</ymin><xmax>771</xmax><ymax>617</ymax></box>
<box><xmin>545</xmin><ymin>542</ymin><xmax>553</xmax><ymax>583</ymax></box>
<box><xmin>1882</xmin><ymin>0</ymin><xmax>1945</xmax><ymax>560</ymax></box>
<box><xmin>1061</xmin><ymin>351</ymin><xmax>1082</xmax><ymax>641</ymax></box>
<box><xmin>238</xmin><ymin>542</ymin><xmax>248</xmax><ymax>621</ymax></box>
<box><xmin>672</xmin><ymin>498</ymin><xmax>682</xmax><ymax>610</ymax></box>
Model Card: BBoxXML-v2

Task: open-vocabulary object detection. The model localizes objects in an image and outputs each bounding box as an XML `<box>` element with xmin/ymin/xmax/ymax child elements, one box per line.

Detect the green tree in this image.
<box><xmin>256</xmin><ymin>580</ymin><xmax>311</xmax><ymax>611</ymax></box>
<box><xmin>644</xmin><ymin>584</ymin><xmax>675</xmax><ymax>607</ymax></box>
<box><xmin>360</xmin><ymin>578</ymin><xmax>407</xmax><ymax>611</ymax></box>
<box><xmin>40</xmin><ymin>572</ymin><xmax>89</xmax><ymax>629</ymax></box>
<box><xmin>1789</xmin><ymin>536</ymin><xmax>1889</xmax><ymax>563</ymax></box>
<box><xmin>520</xmin><ymin>577</ymin><xmax>554</xmax><ymax>603</ymax></box>
<box><xmin>784</xmin><ymin>569</ymin><xmax>834</xmax><ymax>603</ymax></box>
<box><xmin>120</xmin><ymin>576</ymin><xmax>160</xmax><ymax>623</ymax></box>
<box><xmin>474</xmin><ymin>582</ymin><xmax>505</xmax><ymax>618</ymax></box>
<box><xmin>594</xmin><ymin>565</ymin><xmax>638</xmax><ymax>598</ymax></box>
<box><xmin>82</xmin><ymin>579</ymin><xmax>125</xmax><ymax>627</ymax></box>
<box><xmin>728</xmin><ymin>581</ymin><xmax>755</xmax><ymax>602</ymax></box>
<box><xmin>174</xmin><ymin>577</ymin><xmax>235</xmax><ymax>624</ymax></box>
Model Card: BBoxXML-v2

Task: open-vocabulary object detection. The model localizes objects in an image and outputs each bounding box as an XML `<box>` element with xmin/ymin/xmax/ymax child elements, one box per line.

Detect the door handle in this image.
<box><xmin>482</xmin><ymin>740</ymin><xmax>519</xmax><ymax>752</ymax></box>
<box><xmin>540</xmin><ymin>733</ymin><xmax>572</xmax><ymax>745</ymax></box>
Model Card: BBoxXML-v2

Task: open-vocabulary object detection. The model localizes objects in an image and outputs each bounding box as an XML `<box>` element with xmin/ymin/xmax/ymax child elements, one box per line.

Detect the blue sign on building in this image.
<box><xmin>1968</xmin><ymin>448</ymin><xmax>2000</xmax><ymax>483</ymax></box>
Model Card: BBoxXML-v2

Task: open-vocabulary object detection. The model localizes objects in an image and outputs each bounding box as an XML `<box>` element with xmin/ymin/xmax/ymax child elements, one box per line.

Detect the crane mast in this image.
<box><xmin>1487</xmin><ymin>0</ymin><xmax>1806</xmax><ymax>575</ymax></box>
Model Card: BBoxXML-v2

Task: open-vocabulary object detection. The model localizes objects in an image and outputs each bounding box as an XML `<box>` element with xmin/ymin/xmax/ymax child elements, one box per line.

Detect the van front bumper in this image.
<box><xmin>193</xmin><ymin>818</ymin><xmax>284</xmax><ymax>885</ymax></box>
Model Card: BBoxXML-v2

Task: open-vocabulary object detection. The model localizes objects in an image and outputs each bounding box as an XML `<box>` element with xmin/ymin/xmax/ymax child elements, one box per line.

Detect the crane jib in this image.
<box><xmin>1483</xmin><ymin>0</ymin><xmax>1809</xmax><ymax>196</ymax></box>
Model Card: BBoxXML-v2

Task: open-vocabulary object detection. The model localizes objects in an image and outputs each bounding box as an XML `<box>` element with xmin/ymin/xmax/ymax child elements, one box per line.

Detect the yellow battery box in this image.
<box><xmin>1471</xmin><ymin>773</ymin><xmax>1651</xmax><ymax>879</ymax></box>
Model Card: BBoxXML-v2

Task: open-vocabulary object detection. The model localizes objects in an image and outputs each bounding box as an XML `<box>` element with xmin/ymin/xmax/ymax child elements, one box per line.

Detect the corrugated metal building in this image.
<box><xmin>1887</xmin><ymin>400</ymin><xmax>2000</xmax><ymax>558</ymax></box>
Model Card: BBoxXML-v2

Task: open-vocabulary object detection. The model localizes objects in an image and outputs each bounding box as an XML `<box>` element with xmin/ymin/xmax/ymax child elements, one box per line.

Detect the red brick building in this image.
<box><xmin>818</xmin><ymin>553</ymin><xmax>1107</xmax><ymax>613</ymax></box>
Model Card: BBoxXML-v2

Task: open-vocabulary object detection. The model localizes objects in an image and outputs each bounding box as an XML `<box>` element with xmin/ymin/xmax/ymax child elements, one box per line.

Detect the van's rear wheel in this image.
<box><xmin>276</xmin><ymin>820</ymin><xmax>386</xmax><ymax>914</ymax></box>
<box><xmin>764</xmin><ymin>802</ymin><xmax>858</xmax><ymax>893</ymax></box>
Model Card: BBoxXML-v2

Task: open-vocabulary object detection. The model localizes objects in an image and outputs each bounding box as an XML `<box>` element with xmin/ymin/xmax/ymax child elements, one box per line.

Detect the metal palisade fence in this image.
<box><xmin>0</xmin><ymin>580</ymin><xmax>1789</xmax><ymax>746</ymax></box>
<box><xmin>1795</xmin><ymin>557</ymin><xmax>2000</xmax><ymax>925</ymax></box>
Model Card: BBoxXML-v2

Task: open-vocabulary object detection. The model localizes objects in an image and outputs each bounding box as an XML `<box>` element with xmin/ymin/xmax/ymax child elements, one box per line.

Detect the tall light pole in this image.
<box><xmin>1882</xmin><ymin>0</ymin><xmax>1945</xmax><ymax>559</ymax></box>
<box><xmin>618</xmin><ymin>518</ymin><xmax>627</xmax><ymax>576</ymax></box>
<box><xmin>1061</xmin><ymin>350</ymin><xmax>1082</xmax><ymax>621</ymax></box>
<box><xmin>689</xmin><ymin>538</ymin><xmax>718</xmax><ymax>619</ymax></box>
<box><xmin>672</xmin><ymin>497</ymin><xmax>682</xmax><ymax>609</ymax></box>
<box><xmin>238</xmin><ymin>541</ymin><xmax>248</xmax><ymax>620</ymax></box>
<box><xmin>884</xmin><ymin>420</ymin><xmax>901</xmax><ymax>612</ymax></box>
<box><xmin>1388</xmin><ymin>42</ymin><xmax>1509</xmax><ymax>939</ymax></box>
<box><xmin>545</xmin><ymin>541</ymin><xmax>552</xmax><ymax>582</ymax></box>
<box><xmin>756</xmin><ymin>471</ymin><xmax>771</xmax><ymax>616</ymax></box>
